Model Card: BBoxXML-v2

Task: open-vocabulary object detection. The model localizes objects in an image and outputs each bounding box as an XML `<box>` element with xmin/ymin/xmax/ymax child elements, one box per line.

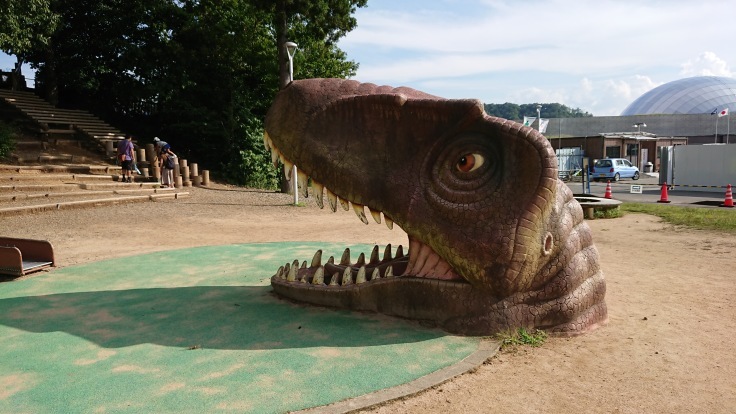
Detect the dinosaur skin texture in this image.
<box><xmin>264</xmin><ymin>78</ymin><xmax>607</xmax><ymax>336</ymax></box>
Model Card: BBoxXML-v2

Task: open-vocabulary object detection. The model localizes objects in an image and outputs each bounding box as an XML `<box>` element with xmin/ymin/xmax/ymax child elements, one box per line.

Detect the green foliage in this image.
<box><xmin>0</xmin><ymin>0</ymin><xmax>59</xmax><ymax>57</ymax></box>
<box><xmin>621</xmin><ymin>203</ymin><xmax>736</xmax><ymax>233</ymax></box>
<box><xmin>484</xmin><ymin>102</ymin><xmax>593</xmax><ymax>121</ymax></box>
<box><xmin>0</xmin><ymin>122</ymin><xmax>17</xmax><ymax>159</ymax></box>
<box><xmin>496</xmin><ymin>327</ymin><xmax>548</xmax><ymax>349</ymax></box>
<box><xmin>11</xmin><ymin>0</ymin><xmax>366</xmax><ymax>188</ymax></box>
<box><xmin>594</xmin><ymin>207</ymin><xmax>622</xmax><ymax>219</ymax></box>
<box><xmin>222</xmin><ymin>118</ymin><xmax>280</xmax><ymax>189</ymax></box>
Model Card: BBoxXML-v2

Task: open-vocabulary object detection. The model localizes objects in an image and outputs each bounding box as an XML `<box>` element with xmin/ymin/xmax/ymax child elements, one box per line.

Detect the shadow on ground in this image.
<box><xmin>0</xmin><ymin>285</ymin><xmax>446</xmax><ymax>350</ymax></box>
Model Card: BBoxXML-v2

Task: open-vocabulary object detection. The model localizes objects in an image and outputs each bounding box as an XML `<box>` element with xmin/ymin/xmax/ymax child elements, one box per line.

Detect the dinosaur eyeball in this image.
<box><xmin>456</xmin><ymin>153</ymin><xmax>484</xmax><ymax>172</ymax></box>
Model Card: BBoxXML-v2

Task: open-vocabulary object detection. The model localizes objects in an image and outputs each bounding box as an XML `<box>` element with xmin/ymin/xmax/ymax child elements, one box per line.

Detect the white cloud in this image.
<box><xmin>680</xmin><ymin>52</ymin><xmax>732</xmax><ymax>77</ymax></box>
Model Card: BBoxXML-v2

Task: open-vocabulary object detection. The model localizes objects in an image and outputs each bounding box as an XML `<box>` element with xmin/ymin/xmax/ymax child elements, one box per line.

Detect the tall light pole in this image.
<box><xmin>536</xmin><ymin>104</ymin><xmax>542</xmax><ymax>131</ymax></box>
<box><xmin>284</xmin><ymin>41</ymin><xmax>299</xmax><ymax>205</ymax></box>
<box><xmin>633</xmin><ymin>122</ymin><xmax>646</xmax><ymax>135</ymax></box>
<box><xmin>633</xmin><ymin>122</ymin><xmax>646</xmax><ymax>170</ymax></box>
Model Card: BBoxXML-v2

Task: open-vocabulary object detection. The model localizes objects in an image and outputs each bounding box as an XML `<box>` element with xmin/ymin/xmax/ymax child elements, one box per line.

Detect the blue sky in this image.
<box><xmin>3</xmin><ymin>0</ymin><xmax>734</xmax><ymax>116</ymax></box>
<box><xmin>337</xmin><ymin>0</ymin><xmax>736</xmax><ymax>115</ymax></box>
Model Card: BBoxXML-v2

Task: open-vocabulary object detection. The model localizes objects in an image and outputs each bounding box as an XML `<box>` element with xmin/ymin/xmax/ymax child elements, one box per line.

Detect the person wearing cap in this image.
<box><xmin>116</xmin><ymin>135</ymin><xmax>136</xmax><ymax>183</ymax></box>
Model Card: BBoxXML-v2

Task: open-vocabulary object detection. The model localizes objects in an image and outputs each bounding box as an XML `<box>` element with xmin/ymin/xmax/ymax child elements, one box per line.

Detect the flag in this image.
<box><xmin>539</xmin><ymin>118</ymin><xmax>550</xmax><ymax>133</ymax></box>
<box><xmin>523</xmin><ymin>116</ymin><xmax>536</xmax><ymax>127</ymax></box>
<box><xmin>718</xmin><ymin>108</ymin><xmax>729</xmax><ymax>117</ymax></box>
<box><xmin>711</xmin><ymin>107</ymin><xmax>718</xmax><ymax>115</ymax></box>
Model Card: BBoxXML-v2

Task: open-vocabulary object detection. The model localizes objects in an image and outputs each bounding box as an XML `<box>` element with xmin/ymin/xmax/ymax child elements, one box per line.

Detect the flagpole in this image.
<box><xmin>727</xmin><ymin>111</ymin><xmax>730</xmax><ymax>144</ymax></box>
<box><xmin>715</xmin><ymin>114</ymin><xmax>718</xmax><ymax>143</ymax></box>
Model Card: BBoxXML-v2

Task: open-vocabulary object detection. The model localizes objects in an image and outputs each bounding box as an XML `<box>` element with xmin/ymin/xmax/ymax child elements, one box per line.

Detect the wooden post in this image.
<box><xmin>202</xmin><ymin>170</ymin><xmax>210</xmax><ymax>186</ymax></box>
<box><xmin>190</xmin><ymin>162</ymin><xmax>198</xmax><ymax>178</ymax></box>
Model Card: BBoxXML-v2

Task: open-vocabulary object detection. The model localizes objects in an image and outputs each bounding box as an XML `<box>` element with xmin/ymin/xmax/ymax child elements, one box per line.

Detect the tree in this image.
<box><xmin>11</xmin><ymin>0</ymin><xmax>367</xmax><ymax>188</ymax></box>
<box><xmin>484</xmin><ymin>102</ymin><xmax>593</xmax><ymax>120</ymax></box>
<box><xmin>0</xmin><ymin>0</ymin><xmax>59</xmax><ymax>90</ymax></box>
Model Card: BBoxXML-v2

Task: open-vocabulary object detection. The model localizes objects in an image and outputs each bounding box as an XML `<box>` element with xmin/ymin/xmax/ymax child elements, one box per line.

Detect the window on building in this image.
<box><xmin>627</xmin><ymin>144</ymin><xmax>638</xmax><ymax>156</ymax></box>
<box><xmin>605</xmin><ymin>146</ymin><xmax>620</xmax><ymax>158</ymax></box>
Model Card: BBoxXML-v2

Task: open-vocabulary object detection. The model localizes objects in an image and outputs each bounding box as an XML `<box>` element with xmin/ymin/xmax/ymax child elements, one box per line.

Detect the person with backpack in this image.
<box><xmin>154</xmin><ymin>137</ymin><xmax>176</xmax><ymax>187</ymax></box>
<box><xmin>117</xmin><ymin>135</ymin><xmax>136</xmax><ymax>183</ymax></box>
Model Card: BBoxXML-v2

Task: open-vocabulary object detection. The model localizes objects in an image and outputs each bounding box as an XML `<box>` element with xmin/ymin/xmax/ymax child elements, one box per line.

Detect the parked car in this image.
<box><xmin>592</xmin><ymin>158</ymin><xmax>640</xmax><ymax>182</ymax></box>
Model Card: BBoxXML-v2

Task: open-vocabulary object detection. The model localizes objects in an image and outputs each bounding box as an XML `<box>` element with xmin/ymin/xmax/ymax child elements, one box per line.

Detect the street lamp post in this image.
<box><xmin>536</xmin><ymin>104</ymin><xmax>542</xmax><ymax>131</ymax></box>
<box><xmin>633</xmin><ymin>122</ymin><xmax>646</xmax><ymax>170</ymax></box>
<box><xmin>284</xmin><ymin>41</ymin><xmax>299</xmax><ymax>205</ymax></box>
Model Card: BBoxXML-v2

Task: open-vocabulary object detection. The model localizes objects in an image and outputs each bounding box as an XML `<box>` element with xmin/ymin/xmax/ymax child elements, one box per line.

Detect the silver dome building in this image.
<box><xmin>621</xmin><ymin>76</ymin><xmax>736</xmax><ymax>116</ymax></box>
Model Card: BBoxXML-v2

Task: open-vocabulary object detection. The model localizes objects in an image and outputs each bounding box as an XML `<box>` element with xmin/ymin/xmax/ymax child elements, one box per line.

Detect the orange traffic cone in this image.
<box><xmin>604</xmin><ymin>180</ymin><xmax>612</xmax><ymax>199</ymax></box>
<box><xmin>657</xmin><ymin>182</ymin><xmax>671</xmax><ymax>203</ymax></box>
<box><xmin>721</xmin><ymin>184</ymin><xmax>734</xmax><ymax>208</ymax></box>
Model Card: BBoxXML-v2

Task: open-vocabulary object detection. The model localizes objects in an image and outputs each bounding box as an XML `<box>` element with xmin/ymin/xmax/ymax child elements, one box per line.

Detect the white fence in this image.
<box><xmin>659</xmin><ymin>144</ymin><xmax>736</xmax><ymax>192</ymax></box>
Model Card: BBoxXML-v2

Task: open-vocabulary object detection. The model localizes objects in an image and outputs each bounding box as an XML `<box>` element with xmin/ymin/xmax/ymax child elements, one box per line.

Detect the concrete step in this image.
<box><xmin>0</xmin><ymin>164</ymin><xmax>122</xmax><ymax>174</ymax></box>
<box><xmin>0</xmin><ymin>192</ymin><xmax>190</xmax><ymax>217</ymax></box>
<box><xmin>0</xmin><ymin>187</ymin><xmax>177</xmax><ymax>205</ymax></box>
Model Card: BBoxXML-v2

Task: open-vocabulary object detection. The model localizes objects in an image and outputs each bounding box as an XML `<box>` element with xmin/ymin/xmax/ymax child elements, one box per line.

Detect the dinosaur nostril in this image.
<box><xmin>543</xmin><ymin>232</ymin><xmax>553</xmax><ymax>256</ymax></box>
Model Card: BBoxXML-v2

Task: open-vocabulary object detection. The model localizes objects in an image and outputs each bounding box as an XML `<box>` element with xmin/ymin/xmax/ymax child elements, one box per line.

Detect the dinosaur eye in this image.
<box><xmin>456</xmin><ymin>153</ymin><xmax>484</xmax><ymax>172</ymax></box>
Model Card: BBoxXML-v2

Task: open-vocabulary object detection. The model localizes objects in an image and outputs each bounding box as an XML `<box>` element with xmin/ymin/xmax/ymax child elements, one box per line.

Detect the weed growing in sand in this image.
<box><xmin>496</xmin><ymin>327</ymin><xmax>547</xmax><ymax>349</ymax></box>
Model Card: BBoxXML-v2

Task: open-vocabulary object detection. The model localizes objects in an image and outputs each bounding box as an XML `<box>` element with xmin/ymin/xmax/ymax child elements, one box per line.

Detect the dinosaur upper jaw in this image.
<box><xmin>264</xmin><ymin>131</ymin><xmax>466</xmax><ymax>286</ymax></box>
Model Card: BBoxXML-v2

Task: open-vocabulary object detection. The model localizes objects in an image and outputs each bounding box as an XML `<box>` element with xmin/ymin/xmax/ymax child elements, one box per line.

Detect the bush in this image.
<box><xmin>0</xmin><ymin>122</ymin><xmax>16</xmax><ymax>159</ymax></box>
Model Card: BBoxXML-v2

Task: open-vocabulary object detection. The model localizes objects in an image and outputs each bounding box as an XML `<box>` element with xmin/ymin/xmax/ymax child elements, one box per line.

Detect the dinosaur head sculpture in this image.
<box><xmin>264</xmin><ymin>78</ymin><xmax>607</xmax><ymax>336</ymax></box>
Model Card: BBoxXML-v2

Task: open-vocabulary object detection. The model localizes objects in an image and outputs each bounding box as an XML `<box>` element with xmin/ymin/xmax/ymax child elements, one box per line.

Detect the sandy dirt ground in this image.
<box><xmin>2</xmin><ymin>184</ymin><xmax>735</xmax><ymax>413</ymax></box>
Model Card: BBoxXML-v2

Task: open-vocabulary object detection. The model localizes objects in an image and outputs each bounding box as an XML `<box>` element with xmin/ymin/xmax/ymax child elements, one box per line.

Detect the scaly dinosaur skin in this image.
<box><xmin>264</xmin><ymin>78</ymin><xmax>607</xmax><ymax>336</ymax></box>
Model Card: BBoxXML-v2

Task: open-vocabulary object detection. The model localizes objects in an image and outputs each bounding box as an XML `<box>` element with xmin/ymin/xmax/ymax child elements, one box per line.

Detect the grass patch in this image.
<box><xmin>496</xmin><ymin>327</ymin><xmax>547</xmax><ymax>350</ymax></box>
<box><xmin>594</xmin><ymin>207</ymin><xmax>622</xmax><ymax>219</ymax></box>
<box><xmin>621</xmin><ymin>203</ymin><xmax>736</xmax><ymax>232</ymax></box>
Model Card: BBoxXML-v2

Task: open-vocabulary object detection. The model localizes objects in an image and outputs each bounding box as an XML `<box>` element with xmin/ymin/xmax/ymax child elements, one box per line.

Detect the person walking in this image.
<box><xmin>117</xmin><ymin>135</ymin><xmax>136</xmax><ymax>183</ymax></box>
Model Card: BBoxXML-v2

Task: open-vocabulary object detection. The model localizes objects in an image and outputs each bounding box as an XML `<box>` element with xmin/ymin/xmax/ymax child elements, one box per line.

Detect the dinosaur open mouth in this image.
<box><xmin>264</xmin><ymin>132</ymin><xmax>465</xmax><ymax>288</ymax></box>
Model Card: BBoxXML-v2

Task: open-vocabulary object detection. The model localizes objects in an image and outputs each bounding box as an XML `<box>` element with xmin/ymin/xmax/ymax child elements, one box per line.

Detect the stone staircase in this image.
<box><xmin>0</xmin><ymin>89</ymin><xmax>125</xmax><ymax>157</ymax></box>
<box><xmin>0</xmin><ymin>164</ymin><xmax>189</xmax><ymax>217</ymax></box>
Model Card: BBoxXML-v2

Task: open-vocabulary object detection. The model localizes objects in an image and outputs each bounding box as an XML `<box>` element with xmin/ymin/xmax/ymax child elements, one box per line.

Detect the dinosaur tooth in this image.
<box><xmin>275</xmin><ymin>265</ymin><xmax>285</xmax><ymax>279</ymax></box>
<box><xmin>313</xmin><ymin>181</ymin><xmax>324</xmax><ymax>209</ymax></box>
<box><xmin>369</xmin><ymin>208</ymin><xmax>381</xmax><ymax>224</ymax></box>
<box><xmin>340</xmin><ymin>248</ymin><xmax>351</xmax><ymax>265</ymax></box>
<box><xmin>355</xmin><ymin>266</ymin><xmax>367</xmax><ymax>284</ymax></box>
<box><xmin>300</xmin><ymin>260</ymin><xmax>307</xmax><ymax>270</ymax></box>
<box><xmin>270</xmin><ymin>147</ymin><xmax>280</xmax><ymax>168</ymax></box>
<box><xmin>384</xmin><ymin>216</ymin><xmax>394</xmax><ymax>230</ymax></box>
<box><xmin>286</xmin><ymin>263</ymin><xmax>296</xmax><ymax>281</ymax></box>
<box><xmin>283</xmin><ymin>159</ymin><xmax>294</xmax><ymax>180</ymax></box>
<box><xmin>352</xmin><ymin>203</ymin><xmax>369</xmax><ymax>224</ymax></box>
<box><xmin>292</xmin><ymin>259</ymin><xmax>300</xmax><ymax>270</ymax></box>
<box><xmin>339</xmin><ymin>197</ymin><xmax>350</xmax><ymax>211</ymax></box>
<box><xmin>383</xmin><ymin>244</ymin><xmax>392</xmax><ymax>261</ymax></box>
<box><xmin>312</xmin><ymin>266</ymin><xmax>325</xmax><ymax>285</ymax></box>
<box><xmin>326</xmin><ymin>188</ymin><xmax>338</xmax><ymax>212</ymax></box>
<box><xmin>311</xmin><ymin>250</ymin><xmax>322</xmax><ymax>267</ymax></box>
<box><xmin>395</xmin><ymin>245</ymin><xmax>404</xmax><ymax>258</ymax></box>
<box><xmin>297</xmin><ymin>170</ymin><xmax>309</xmax><ymax>197</ymax></box>
<box><xmin>371</xmin><ymin>267</ymin><xmax>381</xmax><ymax>280</ymax></box>
<box><xmin>329</xmin><ymin>272</ymin><xmax>339</xmax><ymax>286</ymax></box>
<box><xmin>355</xmin><ymin>252</ymin><xmax>366</xmax><ymax>267</ymax></box>
<box><xmin>327</xmin><ymin>256</ymin><xmax>335</xmax><ymax>265</ymax></box>
<box><xmin>384</xmin><ymin>265</ymin><xmax>394</xmax><ymax>278</ymax></box>
<box><xmin>341</xmin><ymin>266</ymin><xmax>353</xmax><ymax>285</ymax></box>
<box><xmin>263</xmin><ymin>131</ymin><xmax>271</xmax><ymax>150</ymax></box>
<box><xmin>369</xmin><ymin>245</ymin><xmax>379</xmax><ymax>265</ymax></box>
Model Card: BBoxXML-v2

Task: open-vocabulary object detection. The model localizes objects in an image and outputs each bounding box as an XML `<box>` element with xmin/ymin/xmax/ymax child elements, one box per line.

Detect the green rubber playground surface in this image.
<box><xmin>0</xmin><ymin>242</ymin><xmax>479</xmax><ymax>413</ymax></box>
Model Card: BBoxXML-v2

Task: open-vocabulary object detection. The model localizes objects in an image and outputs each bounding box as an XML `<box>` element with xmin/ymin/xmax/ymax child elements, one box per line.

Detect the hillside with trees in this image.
<box><xmin>1</xmin><ymin>0</ymin><xmax>367</xmax><ymax>188</ymax></box>
<box><xmin>483</xmin><ymin>102</ymin><xmax>593</xmax><ymax>121</ymax></box>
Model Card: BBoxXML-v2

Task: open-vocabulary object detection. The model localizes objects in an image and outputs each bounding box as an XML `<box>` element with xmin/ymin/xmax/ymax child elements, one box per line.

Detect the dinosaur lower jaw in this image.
<box><xmin>270</xmin><ymin>237</ymin><xmax>465</xmax><ymax>289</ymax></box>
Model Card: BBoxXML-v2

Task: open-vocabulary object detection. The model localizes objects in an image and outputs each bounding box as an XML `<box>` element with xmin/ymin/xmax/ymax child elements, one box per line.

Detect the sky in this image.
<box><xmin>2</xmin><ymin>0</ymin><xmax>734</xmax><ymax>116</ymax></box>
<box><xmin>337</xmin><ymin>0</ymin><xmax>736</xmax><ymax>115</ymax></box>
